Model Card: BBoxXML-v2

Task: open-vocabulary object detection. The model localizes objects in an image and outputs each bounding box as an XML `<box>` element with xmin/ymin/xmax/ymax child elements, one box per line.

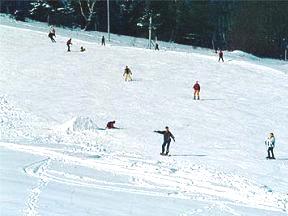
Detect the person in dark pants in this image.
<box><xmin>48</xmin><ymin>32</ymin><xmax>56</xmax><ymax>42</ymax></box>
<box><xmin>48</xmin><ymin>27</ymin><xmax>56</xmax><ymax>42</ymax></box>
<box><xmin>101</xmin><ymin>36</ymin><xmax>105</xmax><ymax>46</ymax></box>
<box><xmin>154</xmin><ymin>126</ymin><xmax>175</xmax><ymax>155</ymax></box>
<box><xmin>265</xmin><ymin>133</ymin><xmax>275</xmax><ymax>159</ymax></box>
<box><xmin>218</xmin><ymin>50</ymin><xmax>224</xmax><ymax>62</ymax></box>
<box><xmin>67</xmin><ymin>38</ymin><xmax>72</xmax><ymax>52</ymax></box>
<box><xmin>155</xmin><ymin>43</ymin><xmax>159</xmax><ymax>50</ymax></box>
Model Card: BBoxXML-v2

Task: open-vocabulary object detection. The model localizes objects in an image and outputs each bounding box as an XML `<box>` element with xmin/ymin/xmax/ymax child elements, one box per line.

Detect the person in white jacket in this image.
<box><xmin>265</xmin><ymin>133</ymin><xmax>275</xmax><ymax>159</ymax></box>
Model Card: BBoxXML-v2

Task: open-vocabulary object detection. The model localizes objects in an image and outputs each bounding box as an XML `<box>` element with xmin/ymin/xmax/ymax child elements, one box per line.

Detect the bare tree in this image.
<box><xmin>79</xmin><ymin>0</ymin><xmax>97</xmax><ymax>30</ymax></box>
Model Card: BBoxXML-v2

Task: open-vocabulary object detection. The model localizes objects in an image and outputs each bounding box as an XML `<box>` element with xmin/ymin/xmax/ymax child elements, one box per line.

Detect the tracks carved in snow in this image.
<box><xmin>1</xmin><ymin>142</ymin><xmax>287</xmax><ymax>213</ymax></box>
<box><xmin>23</xmin><ymin>158</ymin><xmax>51</xmax><ymax>216</ymax></box>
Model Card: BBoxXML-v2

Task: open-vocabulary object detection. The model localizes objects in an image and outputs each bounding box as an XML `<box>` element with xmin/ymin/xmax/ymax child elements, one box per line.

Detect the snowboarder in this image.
<box><xmin>123</xmin><ymin>66</ymin><xmax>132</xmax><ymax>81</ymax></box>
<box><xmin>80</xmin><ymin>46</ymin><xmax>86</xmax><ymax>52</ymax></box>
<box><xmin>218</xmin><ymin>50</ymin><xmax>224</xmax><ymax>62</ymax></box>
<box><xmin>154</xmin><ymin>126</ymin><xmax>175</xmax><ymax>156</ymax></box>
<box><xmin>155</xmin><ymin>43</ymin><xmax>159</xmax><ymax>50</ymax></box>
<box><xmin>101</xmin><ymin>36</ymin><xmax>105</xmax><ymax>46</ymax></box>
<box><xmin>193</xmin><ymin>81</ymin><xmax>200</xmax><ymax>100</ymax></box>
<box><xmin>265</xmin><ymin>133</ymin><xmax>275</xmax><ymax>159</ymax></box>
<box><xmin>106</xmin><ymin>121</ymin><xmax>118</xmax><ymax>129</ymax></box>
<box><xmin>67</xmin><ymin>38</ymin><xmax>72</xmax><ymax>52</ymax></box>
<box><xmin>48</xmin><ymin>27</ymin><xmax>56</xmax><ymax>42</ymax></box>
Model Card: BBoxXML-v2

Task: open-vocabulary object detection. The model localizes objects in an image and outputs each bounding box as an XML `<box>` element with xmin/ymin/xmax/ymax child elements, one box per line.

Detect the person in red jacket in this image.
<box><xmin>193</xmin><ymin>81</ymin><xmax>200</xmax><ymax>100</ymax></box>
<box><xmin>106</xmin><ymin>121</ymin><xmax>118</xmax><ymax>129</ymax></box>
<box><xmin>67</xmin><ymin>38</ymin><xmax>72</xmax><ymax>52</ymax></box>
<box><xmin>218</xmin><ymin>50</ymin><xmax>224</xmax><ymax>62</ymax></box>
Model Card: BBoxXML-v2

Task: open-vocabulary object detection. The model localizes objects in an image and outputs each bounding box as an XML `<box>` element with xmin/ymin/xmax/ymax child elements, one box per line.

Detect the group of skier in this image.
<box><xmin>48</xmin><ymin>27</ymin><xmax>277</xmax><ymax>159</ymax></box>
<box><xmin>48</xmin><ymin>27</ymin><xmax>105</xmax><ymax>52</ymax></box>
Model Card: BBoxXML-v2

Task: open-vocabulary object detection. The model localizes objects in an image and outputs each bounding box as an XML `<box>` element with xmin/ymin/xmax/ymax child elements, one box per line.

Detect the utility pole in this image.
<box><xmin>148</xmin><ymin>16</ymin><xmax>152</xmax><ymax>49</ymax></box>
<box><xmin>107</xmin><ymin>0</ymin><xmax>110</xmax><ymax>41</ymax></box>
<box><xmin>285</xmin><ymin>47</ymin><xmax>287</xmax><ymax>61</ymax></box>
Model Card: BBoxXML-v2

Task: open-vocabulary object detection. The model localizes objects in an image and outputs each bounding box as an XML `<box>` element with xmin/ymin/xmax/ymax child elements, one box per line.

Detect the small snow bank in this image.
<box><xmin>231</xmin><ymin>50</ymin><xmax>261</xmax><ymax>61</ymax></box>
<box><xmin>55</xmin><ymin>116</ymin><xmax>99</xmax><ymax>133</ymax></box>
<box><xmin>230</xmin><ymin>50</ymin><xmax>288</xmax><ymax>74</ymax></box>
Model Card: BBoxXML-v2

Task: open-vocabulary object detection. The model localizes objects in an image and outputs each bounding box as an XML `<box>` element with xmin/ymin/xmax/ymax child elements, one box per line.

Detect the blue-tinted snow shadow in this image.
<box><xmin>88</xmin><ymin>155</ymin><xmax>102</xmax><ymax>159</ymax></box>
<box><xmin>200</xmin><ymin>99</ymin><xmax>224</xmax><ymax>101</ymax></box>
<box><xmin>131</xmin><ymin>78</ymin><xmax>144</xmax><ymax>82</ymax></box>
<box><xmin>276</xmin><ymin>158</ymin><xmax>288</xmax><ymax>161</ymax></box>
<box><xmin>97</xmin><ymin>128</ymin><xmax>106</xmax><ymax>130</ymax></box>
<box><xmin>169</xmin><ymin>154</ymin><xmax>207</xmax><ymax>157</ymax></box>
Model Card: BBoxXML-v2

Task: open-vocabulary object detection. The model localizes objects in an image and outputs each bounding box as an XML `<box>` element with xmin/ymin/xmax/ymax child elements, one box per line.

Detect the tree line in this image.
<box><xmin>1</xmin><ymin>0</ymin><xmax>287</xmax><ymax>59</ymax></box>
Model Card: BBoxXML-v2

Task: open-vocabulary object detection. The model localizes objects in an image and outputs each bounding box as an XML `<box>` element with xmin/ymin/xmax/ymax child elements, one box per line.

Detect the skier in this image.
<box><xmin>123</xmin><ymin>66</ymin><xmax>132</xmax><ymax>81</ymax></box>
<box><xmin>193</xmin><ymin>81</ymin><xmax>200</xmax><ymax>100</ymax></box>
<box><xmin>48</xmin><ymin>27</ymin><xmax>56</xmax><ymax>42</ymax></box>
<box><xmin>67</xmin><ymin>38</ymin><xmax>72</xmax><ymax>52</ymax></box>
<box><xmin>155</xmin><ymin>43</ymin><xmax>159</xmax><ymax>50</ymax></box>
<box><xmin>106</xmin><ymin>121</ymin><xmax>118</xmax><ymax>129</ymax></box>
<box><xmin>101</xmin><ymin>36</ymin><xmax>105</xmax><ymax>46</ymax></box>
<box><xmin>80</xmin><ymin>46</ymin><xmax>86</xmax><ymax>52</ymax></box>
<box><xmin>154</xmin><ymin>126</ymin><xmax>175</xmax><ymax>156</ymax></box>
<box><xmin>218</xmin><ymin>50</ymin><xmax>224</xmax><ymax>62</ymax></box>
<box><xmin>265</xmin><ymin>133</ymin><xmax>275</xmax><ymax>159</ymax></box>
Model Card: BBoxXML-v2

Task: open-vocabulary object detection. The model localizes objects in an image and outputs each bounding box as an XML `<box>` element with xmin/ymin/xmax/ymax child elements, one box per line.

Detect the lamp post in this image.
<box><xmin>107</xmin><ymin>0</ymin><xmax>110</xmax><ymax>41</ymax></box>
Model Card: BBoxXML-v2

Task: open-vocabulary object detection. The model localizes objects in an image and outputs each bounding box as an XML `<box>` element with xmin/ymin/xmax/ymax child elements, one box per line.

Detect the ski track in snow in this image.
<box><xmin>23</xmin><ymin>158</ymin><xmax>51</xmax><ymax>216</ymax></box>
<box><xmin>1</xmin><ymin>142</ymin><xmax>287</xmax><ymax>214</ymax></box>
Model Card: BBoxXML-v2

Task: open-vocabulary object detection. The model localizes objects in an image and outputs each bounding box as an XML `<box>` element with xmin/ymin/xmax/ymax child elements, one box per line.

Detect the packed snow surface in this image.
<box><xmin>0</xmin><ymin>16</ymin><xmax>288</xmax><ymax>216</ymax></box>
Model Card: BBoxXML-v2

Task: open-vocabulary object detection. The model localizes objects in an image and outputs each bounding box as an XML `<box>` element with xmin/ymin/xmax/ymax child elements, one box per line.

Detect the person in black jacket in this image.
<box><xmin>155</xmin><ymin>43</ymin><xmax>159</xmax><ymax>50</ymax></box>
<box><xmin>154</xmin><ymin>126</ymin><xmax>175</xmax><ymax>155</ymax></box>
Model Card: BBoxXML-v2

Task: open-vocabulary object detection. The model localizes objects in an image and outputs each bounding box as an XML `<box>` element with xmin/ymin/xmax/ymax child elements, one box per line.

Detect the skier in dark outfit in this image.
<box><xmin>48</xmin><ymin>27</ymin><xmax>56</xmax><ymax>42</ymax></box>
<box><xmin>154</xmin><ymin>126</ymin><xmax>175</xmax><ymax>155</ymax></box>
<box><xmin>106</xmin><ymin>121</ymin><xmax>118</xmax><ymax>129</ymax></box>
<box><xmin>101</xmin><ymin>36</ymin><xmax>105</xmax><ymax>46</ymax></box>
<box><xmin>67</xmin><ymin>38</ymin><xmax>72</xmax><ymax>52</ymax></box>
<box><xmin>48</xmin><ymin>32</ymin><xmax>56</xmax><ymax>42</ymax></box>
<box><xmin>155</xmin><ymin>43</ymin><xmax>159</xmax><ymax>50</ymax></box>
<box><xmin>218</xmin><ymin>50</ymin><xmax>224</xmax><ymax>62</ymax></box>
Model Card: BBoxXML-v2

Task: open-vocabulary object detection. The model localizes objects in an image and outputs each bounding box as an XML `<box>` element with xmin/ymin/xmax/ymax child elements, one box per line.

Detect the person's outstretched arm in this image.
<box><xmin>154</xmin><ymin>130</ymin><xmax>165</xmax><ymax>134</ymax></box>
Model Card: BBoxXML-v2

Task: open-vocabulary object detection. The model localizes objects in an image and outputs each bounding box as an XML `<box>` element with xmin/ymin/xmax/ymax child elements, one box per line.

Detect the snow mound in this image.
<box><xmin>56</xmin><ymin>116</ymin><xmax>99</xmax><ymax>133</ymax></box>
<box><xmin>231</xmin><ymin>50</ymin><xmax>260</xmax><ymax>61</ymax></box>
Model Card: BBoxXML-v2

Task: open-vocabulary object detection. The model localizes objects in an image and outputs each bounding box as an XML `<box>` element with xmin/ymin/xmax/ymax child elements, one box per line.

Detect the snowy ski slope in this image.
<box><xmin>0</xmin><ymin>16</ymin><xmax>288</xmax><ymax>216</ymax></box>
